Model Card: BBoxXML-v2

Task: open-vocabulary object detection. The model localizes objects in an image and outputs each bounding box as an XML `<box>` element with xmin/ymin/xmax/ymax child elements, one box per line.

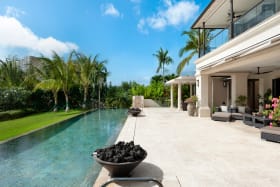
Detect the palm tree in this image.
<box><xmin>93</xmin><ymin>59</ymin><xmax>108</xmax><ymax>108</ymax></box>
<box><xmin>34</xmin><ymin>79</ymin><xmax>61</xmax><ymax>112</ymax></box>
<box><xmin>177</xmin><ymin>29</ymin><xmax>212</xmax><ymax>75</ymax></box>
<box><xmin>0</xmin><ymin>56</ymin><xmax>24</xmax><ymax>88</ymax></box>
<box><xmin>153</xmin><ymin>48</ymin><xmax>173</xmax><ymax>83</ymax></box>
<box><xmin>39</xmin><ymin>51</ymin><xmax>76</xmax><ymax>112</ymax></box>
<box><xmin>75</xmin><ymin>52</ymin><xmax>99</xmax><ymax>109</ymax></box>
<box><xmin>35</xmin><ymin>56</ymin><xmax>62</xmax><ymax>111</ymax></box>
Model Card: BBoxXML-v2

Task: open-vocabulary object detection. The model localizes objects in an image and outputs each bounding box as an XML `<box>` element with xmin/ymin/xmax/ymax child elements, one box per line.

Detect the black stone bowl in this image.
<box><xmin>128</xmin><ymin>108</ymin><xmax>141</xmax><ymax>116</ymax></box>
<box><xmin>93</xmin><ymin>151</ymin><xmax>147</xmax><ymax>177</ymax></box>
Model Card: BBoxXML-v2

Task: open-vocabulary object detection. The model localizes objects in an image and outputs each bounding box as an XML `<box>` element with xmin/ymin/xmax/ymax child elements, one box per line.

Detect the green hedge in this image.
<box><xmin>0</xmin><ymin>109</ymin><xmax>35</xmax><ymax>122</ymax></box>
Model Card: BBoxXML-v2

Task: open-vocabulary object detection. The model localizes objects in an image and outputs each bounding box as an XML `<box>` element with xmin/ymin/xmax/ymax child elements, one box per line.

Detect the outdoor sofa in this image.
<box><xmin>243</xmin><ymin>114</ymin><xmax>270</xmax><ymax>128</ymax></box>
<box><xmin>261</xmin><ymin>126</ymin><xmax>280</xmax><ymax>143</ymax></box>
<box><xmin>212</xmin><ymin>112</ymin><xmax>232</xmax><ymax>122</ymax></box>
<box><xmin>211</xmin><ymin>106</ymin><xmax>244</xmax><ymax>122</ymax></box>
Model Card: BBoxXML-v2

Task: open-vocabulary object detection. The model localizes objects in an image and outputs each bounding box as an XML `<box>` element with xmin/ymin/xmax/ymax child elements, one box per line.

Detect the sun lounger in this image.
<box><xmin>212</xmin><ymin>112</ymin><xmax>231</xmax><ymax>122</ymax></box>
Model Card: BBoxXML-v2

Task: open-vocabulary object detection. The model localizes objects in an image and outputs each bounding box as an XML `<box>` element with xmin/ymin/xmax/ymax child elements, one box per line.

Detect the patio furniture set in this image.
<box><xmin>212</xmin><ymin>106</ymin><xmax>244</xmax><ymax>122</ymax></box>
<box><xmin>212</xmin><ymin>106</ymin><xmax>280</xmax><ymax>143</ymax></box>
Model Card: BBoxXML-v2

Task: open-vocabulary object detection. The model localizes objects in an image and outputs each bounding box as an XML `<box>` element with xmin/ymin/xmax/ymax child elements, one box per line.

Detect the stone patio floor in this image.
<box><xmin>94</xmin><ymin>107</ymin><xmax>280</xmax><ymax>187</ymax></box>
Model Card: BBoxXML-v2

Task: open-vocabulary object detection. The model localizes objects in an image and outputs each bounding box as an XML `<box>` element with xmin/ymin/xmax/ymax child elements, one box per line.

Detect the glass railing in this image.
<box><xmin>234</xmin><ymin>0</ymin><xmax>279</xmax><ymax>37</ymax></box>
<box><xmin>203</xmin><ymin>29</ymin><xmax>229</xmax><ymax>56</ymax></box>
<box><xmin>200</xmin><ymin>0</ymin><xmax>280</xmax><ymax>57</ymax></box>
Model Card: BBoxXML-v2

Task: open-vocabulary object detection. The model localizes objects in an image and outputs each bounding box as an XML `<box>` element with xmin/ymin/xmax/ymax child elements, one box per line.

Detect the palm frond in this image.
<box><xmin>176</xmin><ymin>51</ymin><xmax>196</xmax><ymax>75</ymax></box>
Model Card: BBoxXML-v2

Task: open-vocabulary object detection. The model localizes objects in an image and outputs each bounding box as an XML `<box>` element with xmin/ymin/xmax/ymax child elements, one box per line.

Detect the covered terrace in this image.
<box><xmin>165</xmin><ymin>76</ymin><xmax>196</xmax><ymax>110</ymax></box>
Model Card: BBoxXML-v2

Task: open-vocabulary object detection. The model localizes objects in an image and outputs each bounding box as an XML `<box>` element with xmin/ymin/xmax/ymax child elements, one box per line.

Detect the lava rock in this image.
<box><xmin>94</xmin><ymin>141</ymin><xmax>146</xmax><ymax>163</ymax></box>
<box><xmin>128</xmin><ymin>108</ymin><xmax>141</xmax><ymax>116</ymax></box>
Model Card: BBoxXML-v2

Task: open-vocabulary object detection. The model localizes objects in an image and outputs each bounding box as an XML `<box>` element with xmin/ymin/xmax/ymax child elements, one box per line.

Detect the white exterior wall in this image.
<box><xmin>231</xmin><ymin>73</ymin><xmax>248</xmax><ymax>107</ymax></box>
<box><xmin>196</xmin><ymin>74</ymin><xmax>211</xmax><ymax>117</ymax></box>
<box><xmin>212</xmin><ymin>78</ymin><xmax>227</xmax><ymax>107</ymax></box>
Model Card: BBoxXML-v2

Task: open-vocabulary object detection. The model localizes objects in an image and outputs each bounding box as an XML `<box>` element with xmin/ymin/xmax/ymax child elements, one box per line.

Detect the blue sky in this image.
<box><xmin>0</xmin><ymin>0</ymin><xmax>210</xmax><ymax>85</ymax></box>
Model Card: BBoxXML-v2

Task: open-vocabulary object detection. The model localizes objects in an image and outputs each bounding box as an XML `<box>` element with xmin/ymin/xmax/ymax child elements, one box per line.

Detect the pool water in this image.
<box><xmin>0</xmin><ymin>109</ymin><xmax>127</xmax><ymax>187</ymax></box>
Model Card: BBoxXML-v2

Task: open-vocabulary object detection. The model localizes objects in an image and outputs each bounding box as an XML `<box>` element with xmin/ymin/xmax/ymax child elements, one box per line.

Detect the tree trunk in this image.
<box><xmin>98</xmin><ymin>87</ymin><xmax>101</xmax><ymax>109</ymax></box>
<box><xmin>83</xmin><ymin>86</ymin><xmax>88</xmax><ymax>109</ymax></box>
<box><xmin>162</xmin><ymin>64</ymin><xmax>165</xmax><ymax>83</ymax></box>
<box><xmin>64</xmin><ymin>91</ymin><xmax>69</xmax><ymax>112</ymax></box>
<box><xmin>53</xmin><ymin>91</ymin><xmax>58</xmax><ymax>112</ymax></box>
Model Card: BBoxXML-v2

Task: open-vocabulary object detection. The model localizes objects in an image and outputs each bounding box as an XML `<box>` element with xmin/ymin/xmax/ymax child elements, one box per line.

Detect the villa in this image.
<box><xmin>190</xmin><ymin>0</ymin><xmax>280</xmax><ymax>117</ymax></box>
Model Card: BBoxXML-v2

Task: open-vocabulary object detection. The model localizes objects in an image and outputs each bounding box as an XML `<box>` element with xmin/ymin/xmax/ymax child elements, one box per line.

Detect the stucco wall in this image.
<box><xmin>212</xmin><ymin>78</ymin><xmax>227</xmax><ymax>108</ymax></box>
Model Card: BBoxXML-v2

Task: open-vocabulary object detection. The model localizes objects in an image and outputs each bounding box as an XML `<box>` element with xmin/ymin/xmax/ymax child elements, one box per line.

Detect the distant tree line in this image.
<box><xmin>0</xmin><ymin>51</ymin><xmax>109</xmax><ymax>112</ymax></box>
<box><xmin>0</xmin><ymin>52</ymin><xmax>179</xmax><ymax>113</ymax></box>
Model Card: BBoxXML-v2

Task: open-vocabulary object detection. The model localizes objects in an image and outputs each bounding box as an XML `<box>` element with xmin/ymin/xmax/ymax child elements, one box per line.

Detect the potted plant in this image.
<box><xmin>235</xmin><ymin>95</ymin><xmax>247</xmax><ymax>113</ymax></box>
<box><xmin>185</xmin><ymin>95</ymin><xmax>198</xmax><ymax>116</ymax></box>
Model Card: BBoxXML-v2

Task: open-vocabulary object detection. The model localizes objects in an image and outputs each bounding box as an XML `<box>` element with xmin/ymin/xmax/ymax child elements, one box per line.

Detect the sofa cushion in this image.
<box><xmin>221</xmin><ymin>106</ymin><xmax>228</xmax><ymax>112</ymax></box>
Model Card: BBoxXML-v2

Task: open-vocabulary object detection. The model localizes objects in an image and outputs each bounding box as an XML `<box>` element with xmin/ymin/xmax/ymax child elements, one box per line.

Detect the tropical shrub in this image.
<box><xmin>105</xmin><ymin>82</ymin><xmax>133</xmax><ymax>108</ymax></box>
<box><xmin>0</xmin><ymin>88</ymin><xmax>31</xmax><ymax>110</ymax></box>
<box><xmin>0</xmin><ymin>109</ymin><xmax>35</xmax><ymax>121</ymax></box>
<box><xmin>131</xmin><ymin>84</ymin><xmax>145</xmax><ymax>96</ymax></box>
<box><xmin>264</xmin><ymin>96</ymin><xmax>280</xmax><ymax>127</ymax></box>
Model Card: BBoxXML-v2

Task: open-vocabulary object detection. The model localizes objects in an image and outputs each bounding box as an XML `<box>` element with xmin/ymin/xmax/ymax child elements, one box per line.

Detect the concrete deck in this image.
<box><xmin>94</xmin><ymin>108</ymin><xmax>280</xmax><ymax>187</ymax></box>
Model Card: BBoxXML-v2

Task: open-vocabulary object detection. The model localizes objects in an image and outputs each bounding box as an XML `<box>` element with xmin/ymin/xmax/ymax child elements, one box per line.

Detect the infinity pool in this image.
<box><xmin>0</xmin><ymin>109</ymin><xmax>127</xmax><ymax>187</ymax></box>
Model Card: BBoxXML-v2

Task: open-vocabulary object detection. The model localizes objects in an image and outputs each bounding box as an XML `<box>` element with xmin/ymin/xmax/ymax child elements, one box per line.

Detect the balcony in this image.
<box><xmin>234</xmin><ymin>0</ymin><xmax>278</xmax><ymax>37</ymax></box>
<box><xmin>199</xmin><ymin>0</ymin><xmax>280</xmax><ymax>57</ymax></box>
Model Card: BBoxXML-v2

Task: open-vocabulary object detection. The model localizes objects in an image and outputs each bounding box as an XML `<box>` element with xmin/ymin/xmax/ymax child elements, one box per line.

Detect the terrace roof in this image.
<box><xmin>192</xmin><ymin>0</ymin><xmax>262</xmax><ymax>29</ymax></box>
<box><xmin>165</xmin><ymin>76</ymin><xmax>196</xmax><ymax>85</ymax></box>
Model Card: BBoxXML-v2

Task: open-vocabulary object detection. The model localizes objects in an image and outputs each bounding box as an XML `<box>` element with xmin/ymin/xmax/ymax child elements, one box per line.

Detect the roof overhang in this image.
<box><xmin>165</xmin><ymin>76</ymin><xmax>196</xmax><ymax>85</ymax></box>
<box><xmin>192</xmin><ymin>0</ymin><xmax>263</xmax><ymax>29</ymax></box>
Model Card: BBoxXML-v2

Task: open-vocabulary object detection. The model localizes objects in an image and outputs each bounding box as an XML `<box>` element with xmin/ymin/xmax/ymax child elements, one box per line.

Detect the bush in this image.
<box><xmin>0</xmin><ymin>109</ymin><xmax>35</xmax><ymax>121</ymax></box>
<box><xmin>0</xmin><ymin>88</ymin><xmax>32</xmax><ymax>110</ymax></box>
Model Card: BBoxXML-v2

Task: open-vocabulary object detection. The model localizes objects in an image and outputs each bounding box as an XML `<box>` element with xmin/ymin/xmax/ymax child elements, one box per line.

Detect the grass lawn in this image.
<box><xmin>0</xmin><ymin>110</ymin><xmax>84</xmax><ymax>141</ymax></box>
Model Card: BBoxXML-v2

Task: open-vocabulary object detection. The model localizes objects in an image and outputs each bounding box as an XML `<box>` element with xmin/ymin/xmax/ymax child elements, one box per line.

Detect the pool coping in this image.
<box><xmin>0</xmin><ymin>109</ymin><xmax>97</xmax><ymax>144</ymax></box>
<box><xmin>94</xmin><ymin>107</ymin><xmax>280</xmax><ymax>186</ymax></box>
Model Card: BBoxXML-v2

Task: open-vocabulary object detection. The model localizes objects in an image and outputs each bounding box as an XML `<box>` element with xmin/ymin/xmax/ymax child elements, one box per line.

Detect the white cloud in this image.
<box><xmin>5</xmin><ymin>6</ymin><xmax>25</xmax><ymax>18</ymax></box>
<box><xmin>103</xmin><ymin>3</ymin><xmax>121</xmax><ymax>17</ymax></box>
<box><xmin>163</xmin><ymin>0</ymin><xmax>172</xmax><ymax>7</ymax></box>
<box><xmin>137</xmin><ymin>19</ymin><xmax>148</xmax><ymax>34</ymax></box>
<box><xmin>147</xmin><ymin>16</ymin><xmax>167</xmax><ymax>30</ymax></box>
<box><xmin>130</xmin><ymin>0</ymin><xmax>141</xmax><ymax>15</ymax></box>
<box><xmin>0</xmin><ymin>16</ymin><xmax>78</xmax><ymax>58</ymax></box>
<box><xmin>137</xmin><ymin>1</ymin><xmax>199</xmax><ymax>32</ymax></box>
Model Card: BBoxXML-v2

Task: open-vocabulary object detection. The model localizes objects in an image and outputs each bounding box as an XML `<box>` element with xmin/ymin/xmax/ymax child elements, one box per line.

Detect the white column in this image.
<box><xmin>259</xmin><ymin>78</ymin><xmax>264</xmax><ymax>112</ymax></box>
<box><xmin>178</xmin><ymin>83</ymin><xmax>182</xmax><ymax>110</ymax></box>
<box><xmin>211</xmin><ymin>78</ymin><xmax>214</xmax><ymax>112</ymax></box>
<box><xmin>190</xmin><ymin>84</ymin><xmax>193</xmax><ymax>96</ymax></box>
<box><xmin>259</xmin><ymin>78</ymin><xmax>264</xmax><ymax>97</ymax></box>
<box><xmin>231</xmin><ymin>73</ymin><xmax>248</xmax><ymax>107</ymax></box>
<box><xmin>197</xmin><ymin>74</ymin><xmax>211</xmax><ymax>117</ymax></box>
<box><xmin>231</xmin><ymin>75</ymin><xmax>237</xmax><ymax>107</ymax></box>
<box><xmin>170</xmin><ymin>84</ymin><xmax>174</xmax><ymax>108</ymax></box>
<box><xmin>227</xmin><ymin>82</ymin><xmax>230</xmax><ymax>106</ymax></box>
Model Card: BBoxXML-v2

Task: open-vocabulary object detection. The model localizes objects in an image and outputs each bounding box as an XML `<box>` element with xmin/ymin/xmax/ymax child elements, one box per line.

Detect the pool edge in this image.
<box><xmin>0</xmin><ymin>109</ymin><xmax>97</xmax><ymax>144</ymax></box>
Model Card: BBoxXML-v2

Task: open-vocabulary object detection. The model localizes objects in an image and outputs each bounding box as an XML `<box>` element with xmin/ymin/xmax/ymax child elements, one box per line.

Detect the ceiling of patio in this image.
<box><xmin>208</xmin><ymin>44</ymin><xmax>280</xmax><ymax>75</ymax></box>
<box><xmin>192</xmin><ymin>0</ymin><xmax>263</xmax><ymax>29</ymax></box>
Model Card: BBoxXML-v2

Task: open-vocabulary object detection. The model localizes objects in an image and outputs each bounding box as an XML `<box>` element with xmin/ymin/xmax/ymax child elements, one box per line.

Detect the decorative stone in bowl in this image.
<box><xmin>92</xmin><ymin>141</ymin><xmax>147</xmax><ymax>177</ymax></box>
<box><xmin>128</xmin><ymin>108</ymin><xmax>141</xmax><ymax>116</ymax></box>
